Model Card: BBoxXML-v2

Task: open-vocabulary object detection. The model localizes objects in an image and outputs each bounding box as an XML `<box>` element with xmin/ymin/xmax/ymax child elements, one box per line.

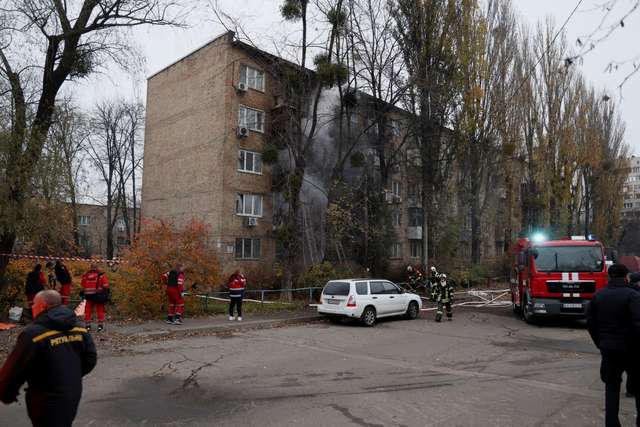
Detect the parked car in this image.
<box><xmin>317</xmin><ymin>279</ymin><xmax>422</xmax><ymax>326</ymax></box>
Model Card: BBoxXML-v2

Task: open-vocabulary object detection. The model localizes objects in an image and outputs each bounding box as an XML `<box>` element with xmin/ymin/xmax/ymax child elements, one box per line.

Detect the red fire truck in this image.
<box><xmin>510</xmin><ymin>235</ymin><xmax>609</xmax><ymax>323</ymax></box>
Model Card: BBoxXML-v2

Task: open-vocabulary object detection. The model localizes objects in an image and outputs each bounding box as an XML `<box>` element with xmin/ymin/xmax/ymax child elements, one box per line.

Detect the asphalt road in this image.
<box><xmin>2</xmin><ymin>307</ymin><xmax>638</xmax><ymax>426</ymax></box>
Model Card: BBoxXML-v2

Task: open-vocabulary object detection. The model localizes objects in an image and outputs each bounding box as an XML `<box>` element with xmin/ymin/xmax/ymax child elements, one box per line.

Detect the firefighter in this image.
<box><xmin>433</xmin><ymin>273</ymin><xmax>454</xmax><ymax>322</ymax></box>
<box><xmin>55</xmin><ymin>260</ymin><xmax>73</xmax><ymax>306</ymax></box>
<box><xmin>24</xmin><ymin>264</ymin><xmax>47</xmax><ymax>321</ymax></box>
<box><xmin>162</xmin><ymin>263</ymin><xmax>185</xmax><ymax>325</ymax></box>
<box><xmin>80</xmin><ymin>263</ymin><xmax>110</xmax><ymax>332</ymax></box>
<box><xmin>0</xmin><ymin>290</ymin><xmax>97</xmax><ymax>427</ymax></box>
<box><xmin>228</xmin><ymin>270</ymin><xmax>246</xmax><ymax>321</ymax></box>
<box><xmin>586</xmin><ymin>264</ymin><xmax>640</xmax><ymax>427</ymax></box>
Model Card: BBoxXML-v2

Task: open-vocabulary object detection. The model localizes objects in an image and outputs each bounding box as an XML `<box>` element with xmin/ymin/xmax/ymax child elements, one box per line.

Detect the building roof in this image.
<box><xmin>147</xmin><ymin>30</ymin><xmax>315</xmax><ymax>81</ymax></box>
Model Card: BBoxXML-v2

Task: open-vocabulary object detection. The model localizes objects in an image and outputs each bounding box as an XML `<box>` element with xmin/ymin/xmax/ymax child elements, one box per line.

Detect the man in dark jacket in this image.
<box><xmin>0</xmin><ymin>290</ymin><xmax>97</xmax><ymax>427</ymax></box>
<box><xmin>587</xmin><ymin>264</ymin><xmax>640</xmax><ymax>427</ymax></box>
<box><xmin>627</xmin><ymin>271</ymin><xmax>640</xmax><ymax>398</ymax></box>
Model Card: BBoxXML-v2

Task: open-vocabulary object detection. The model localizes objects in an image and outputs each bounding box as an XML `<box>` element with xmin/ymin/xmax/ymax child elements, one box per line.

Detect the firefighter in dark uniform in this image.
<box><xmin>626</xmin><ymin>271</ymin><xmax>640</xmax><ymax>398</ymax></box>
<box><xmin>0</xmin><ymin>290</ymin><xmax>97</xmax><ymax>427</ymax></box>
<box><xmin>586</xmin><ymin>264</ymin><xmax>640</xmax><ymax>427</ymax></box>
<box><xmin>433</xmin><ymin>273</ymin><xmax>454</xmax><ymax>322</ymax></box>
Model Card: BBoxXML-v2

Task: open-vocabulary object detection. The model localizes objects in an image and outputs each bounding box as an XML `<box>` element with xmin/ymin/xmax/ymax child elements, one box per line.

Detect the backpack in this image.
<box><xmin>55</xmin><ymin>264</ymin><xmax>71</xmax><ymax>284</ymax></box>
<box><xmin>25</xmin><ymin>271</ymin><xmax>44</xmax><ymax>295</ymax></box>
<box><xmin>90</xmin><ymin>273</ymin><xmax>111</xmax><ymax>304</ymax></box>
<box><xmin>167</xmin><ymin>270</ymin><xmax>180</xmax><ymax>287</ymax></box>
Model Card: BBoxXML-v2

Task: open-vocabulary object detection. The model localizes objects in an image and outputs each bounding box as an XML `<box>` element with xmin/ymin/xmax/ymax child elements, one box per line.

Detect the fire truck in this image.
<box><xmin>510</xmin><ymin>234</ymin><xmax>609</xmax><ymax>323</ymax></box>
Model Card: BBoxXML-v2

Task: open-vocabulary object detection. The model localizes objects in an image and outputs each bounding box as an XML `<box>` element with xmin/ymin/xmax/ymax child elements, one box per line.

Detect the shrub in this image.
<box><xmin>116</xmin><ymin>219</ymin><xmax>222</xmax><ymax>319</ymax></box>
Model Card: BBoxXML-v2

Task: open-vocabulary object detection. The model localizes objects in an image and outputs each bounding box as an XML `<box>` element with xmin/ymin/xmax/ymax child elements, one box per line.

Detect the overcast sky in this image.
<box><xmin>72</xmin><ymin>0</ymin><xmax>640</xmax><ymax>155</ymax></box>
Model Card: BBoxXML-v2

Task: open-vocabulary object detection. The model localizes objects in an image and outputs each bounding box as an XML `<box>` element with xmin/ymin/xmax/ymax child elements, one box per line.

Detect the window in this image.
<box><xmin>392</xmin><ymin>211</ymin><xmax>401</xmax><ymax>227</ymax></box>
<box><xmin>78</xmin><ymin>215</ymin><xmax>91</xmax><ymax>226</ymax></box>
<box><xmin>240</xmin><ymin>64</ymin><xmax>265</xmax><ymax>91</ymax></box>
<box><xmin>533</xmin><ymin>245</ymin><xmax>603</xmax><ymax>273</ymax></box>
<box><xmin>407</xmin><ymin>182</ymin><xmax>420</xmax><ymax>198</ymax></box>
<box><xmin>238</xmin><ymin>105</ymin><xmax>265</xmax><ymax>132</ymax></box>
<box><xmin>410</xmin><ymin>239</ymin><xmax>422</xmax><ymax>258</ymax></box>
<box><xmin>355</xmin><ymin>282</ymin><xmax>368</xmax><ymax>295</ymax></box>
<box><xmin>406</xmin><ymin>148</ymin><xmax>421</xmax><ymax>166</ymax></box>
<box><xmin>633</xmin><ymin>167</ymin><xmax>640</xmax><ymax>173</ymax></box>
<box><xmin>392</xmin><ymin>181</ymin><xmax>401</xmax><ymax>197</ymax></box>
<box><xmin>391</xmin><ymin>242</ymin><xmax>402</xmax><ymax>258</ymax></box>
<box><xmin>235</xmin><ymin>238</ymin><xmax>261</xmax><ymax>259</ymax></box>
<box><xmin>370</xmin><ymin>281</ymin><xmax>385</xmax><ymax>295</ymax></box>
<box><xmin>390</xmin><ymin>120</ymin><xmax>401</xmax><ymax>137</ymax></box>
<box><xmin>238</xmin><ymin>150</ymin><xmax>263</xmax><ymax>174</ymax></box>
<box><xmin>348</xmin><ymin>112</ymin><xmax>358</xmax><ymax>127</ymax></box>
<box><xmin>408</xmin><ymin>207</ymin><xmax>423</xmax><ymax>227</ymax></box>
<box><xmin>236</xmin><ymin>193</ymin><xmax>263</xmax><ymax>217</ymax></box>
<box><xmin>382</xmin><ymin>282</ymin><xmax>401</xmax><ymax>294</ymax></box>
<box><xmin>624</xmin><ymin>202</ymin><xmax>633</xmax><ymax>209</ymax></box>
<box><xmin>116</xmin><ymin>219</ymin><xmax>126</xmax><ymax>232</ymax></box>
<box><xmin>116</xmin><ymin>236</ymin><xmax>127</xmax><ymax>245</ymax></box>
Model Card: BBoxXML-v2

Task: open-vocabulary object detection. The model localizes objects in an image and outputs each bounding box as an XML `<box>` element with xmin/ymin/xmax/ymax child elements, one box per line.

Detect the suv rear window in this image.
<box><xmin>323</xmin><ymin>282</ymin><xmax>350</xmax><ymax>296</ymax></box>
<box><xmin>355</xmin><ymin>281</ymin><xmax>368</xmax><ymax>295</ymax></box>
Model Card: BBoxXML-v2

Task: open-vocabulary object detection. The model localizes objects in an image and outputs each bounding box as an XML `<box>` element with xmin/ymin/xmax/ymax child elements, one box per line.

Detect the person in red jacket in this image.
<box><xmin>80</xmin><ymin>263</ymin><xmax>109</xmax><ymax>332</ymax></box>
<box><xmin>162</xmin><ymin>264</ymin><xmax>185</xmax><ymax>325</ymax></box>
<box><xmin>227</xmin><ymin>270</ymin><xmax>246</xmax><ymax>321</ymax></box>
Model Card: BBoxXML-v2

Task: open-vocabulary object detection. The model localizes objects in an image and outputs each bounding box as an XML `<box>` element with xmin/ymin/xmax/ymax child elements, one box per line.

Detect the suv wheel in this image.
<box><xmin>405</xmin><ymin>301</ymin><xmax>419</xmax><ymax>320</ymax></box>
<box><xmin>361</xmin><ymin>306</ymin><xmax>376</xmax><ymax>327</ymax></box>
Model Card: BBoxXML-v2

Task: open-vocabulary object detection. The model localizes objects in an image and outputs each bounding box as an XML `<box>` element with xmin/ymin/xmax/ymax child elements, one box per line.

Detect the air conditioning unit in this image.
<box><xmin>237</xmin><ymin>82</ymin><xmax>248</xmax><ymax>92</ymax></box>
<box><xmin>246</xmin><ymin>217</ymin><xmax>258</xmax><ymax>227</ymax></box>
<box><xmin>237</xmin><ymin>126</ymin><xmax>249</xmax><ymax>138</ymax></box>
<box><xmin>393</xmin><ymin>195</ymin><xmax>402</xmax><ymax>204</ymax></box>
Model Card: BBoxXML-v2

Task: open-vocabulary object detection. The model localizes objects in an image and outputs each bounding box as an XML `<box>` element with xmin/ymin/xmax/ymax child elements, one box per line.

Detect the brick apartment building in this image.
<box><xmin>142</xmin><ymin>31</ymin><xmax>447</xmax><ymax>274</ymax></box>
<box><xmin>622</xmin><ymin>155</ymin><xmax>640</xmax><ymax>218</ymax></box>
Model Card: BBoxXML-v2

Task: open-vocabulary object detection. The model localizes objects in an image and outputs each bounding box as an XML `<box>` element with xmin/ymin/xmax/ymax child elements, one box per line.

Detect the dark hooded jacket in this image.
<box><xmin>0</xmin><ymin>305</ymin><xmax>97</xmax><ymax>426</ymax></box>
<box><xmin>586</xmin><ymin>277</ymin><xmax>640</xmax><ymax>352</ymax></box>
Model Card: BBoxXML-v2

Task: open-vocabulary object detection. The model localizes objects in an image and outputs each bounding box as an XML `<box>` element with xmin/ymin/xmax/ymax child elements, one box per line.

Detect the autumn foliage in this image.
<box><xmin>114</xmin><ymin>219</ymin><xmax>222</xmax><ymax>318</ymax></box>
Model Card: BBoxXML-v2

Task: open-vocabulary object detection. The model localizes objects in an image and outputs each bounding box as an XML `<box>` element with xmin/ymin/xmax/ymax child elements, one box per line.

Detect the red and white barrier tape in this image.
<box><xmin>0</xmin><ymin>253</ymin><xmax>124</xmax><ymax>264</ymax></box>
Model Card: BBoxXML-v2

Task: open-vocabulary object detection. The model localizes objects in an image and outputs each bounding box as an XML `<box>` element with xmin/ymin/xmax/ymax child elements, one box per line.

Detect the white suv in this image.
<box><xmin>317</xmin><ymin>279</ymin><xmax>422</xmax><ymax>326</ymax></box>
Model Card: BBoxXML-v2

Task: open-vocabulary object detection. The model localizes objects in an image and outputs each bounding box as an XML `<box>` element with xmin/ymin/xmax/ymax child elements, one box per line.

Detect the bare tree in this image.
<box><xmin>0</xmin><ymin>0</ymin><xmax>181</xmax><ymax>290</ymax></box>
<box><xmin>390</xmin><ymin>0</ymin><xmax>465</xmax><ymax>269</ymax></box>
<box><xmin>48</xmin><ymin>99</ymin><xmax>88</xmax><ymax>250</ymax></box>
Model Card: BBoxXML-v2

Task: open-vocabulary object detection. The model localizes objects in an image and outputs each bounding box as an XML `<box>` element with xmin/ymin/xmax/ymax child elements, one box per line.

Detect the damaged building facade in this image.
<box><xmin>142</xmin><ymin>31</ymin><xmax>507</xmax><ymax>275</ymax></box>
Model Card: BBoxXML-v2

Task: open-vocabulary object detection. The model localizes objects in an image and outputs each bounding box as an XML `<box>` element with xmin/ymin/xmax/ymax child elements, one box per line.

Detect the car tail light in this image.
<box><xmin>346</xmin><ymin>295</ymin><xmax>356</xmax><ymax>307</ymax></box>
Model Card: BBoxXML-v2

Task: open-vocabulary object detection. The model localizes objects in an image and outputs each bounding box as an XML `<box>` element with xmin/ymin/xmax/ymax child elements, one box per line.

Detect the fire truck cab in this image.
<box><xmin>510</xmin><ymin>235</ymin><xmax>608</xmax><ymax>323</ymax></box>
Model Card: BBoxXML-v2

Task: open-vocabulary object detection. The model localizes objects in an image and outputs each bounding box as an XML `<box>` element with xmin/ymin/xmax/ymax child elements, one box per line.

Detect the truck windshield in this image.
<box><xmin>533</xmin><ymin>246</ymin><xmax>604</xmax><ymax>273</ymax></box>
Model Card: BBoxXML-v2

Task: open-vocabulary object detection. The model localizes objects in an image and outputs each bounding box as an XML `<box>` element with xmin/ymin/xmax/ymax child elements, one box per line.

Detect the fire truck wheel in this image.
<box><xmin>512</xmin><ymin>295</ymin><xmax>521</xmax><ymax>315</ymax></box>
<box><xmin>522</xmin><ymin>294</ymin><xmax>536</xmax><ymax>324</ymax></box>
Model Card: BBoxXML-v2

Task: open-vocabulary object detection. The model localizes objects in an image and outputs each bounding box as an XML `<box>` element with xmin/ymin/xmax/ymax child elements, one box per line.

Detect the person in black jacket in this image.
<box><xmin>587</xmin><ymin>264</ymin><xmax>640</xmax><ymax>427</ymax></box>
<box><xmin>627</xmin><ymin>271</ymin><xmax>640</xmax><ymax>399</ymax></box>
<box><xmin>0</xmin><ymin>290</ymin><xmax>97</xmax><ymax>427</ymax></box>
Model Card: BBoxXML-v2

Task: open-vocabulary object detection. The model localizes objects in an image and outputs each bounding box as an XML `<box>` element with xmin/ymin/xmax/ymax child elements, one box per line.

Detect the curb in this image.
<box><xmin>120</xmin><ymin>314</ymin><xmax>325</xmax><ymax>338</ymax></box>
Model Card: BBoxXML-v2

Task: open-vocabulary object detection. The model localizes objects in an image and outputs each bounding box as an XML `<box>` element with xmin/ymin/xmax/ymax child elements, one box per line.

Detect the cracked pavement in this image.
<box><xmin>2</xmin><ymin>307</ymin><xmax>637</xmax><ymax>426</ymax></box>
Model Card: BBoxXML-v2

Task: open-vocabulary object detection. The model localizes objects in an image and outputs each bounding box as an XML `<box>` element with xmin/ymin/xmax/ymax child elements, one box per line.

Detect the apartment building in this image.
<box><xmin>142</xmin><ymin>32</ymin><xmax>276</xmax><ymax>274</ymax></box>
<box><xmin>622</xmin><ymin>155</ymin><xmax>640</xmax><ymax>218</ymax></box>
<box><xmin>142</xmin><ymin>31</ymin><xmax>435</xmax><ymax>274</ymax></box>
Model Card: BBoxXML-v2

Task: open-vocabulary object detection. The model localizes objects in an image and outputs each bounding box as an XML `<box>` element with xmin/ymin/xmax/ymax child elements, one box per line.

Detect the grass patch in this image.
<box><xmin>183</xmin><ymin>297</ymin><xmax>308</xmax><ymax>317</ymax></box>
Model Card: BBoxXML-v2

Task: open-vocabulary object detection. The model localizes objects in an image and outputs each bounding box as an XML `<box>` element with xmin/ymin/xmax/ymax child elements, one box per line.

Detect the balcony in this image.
<box><xmin>406</xmin><ymin>226</ymin><xmax>422</xmax><ymax>240</ymax></box>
